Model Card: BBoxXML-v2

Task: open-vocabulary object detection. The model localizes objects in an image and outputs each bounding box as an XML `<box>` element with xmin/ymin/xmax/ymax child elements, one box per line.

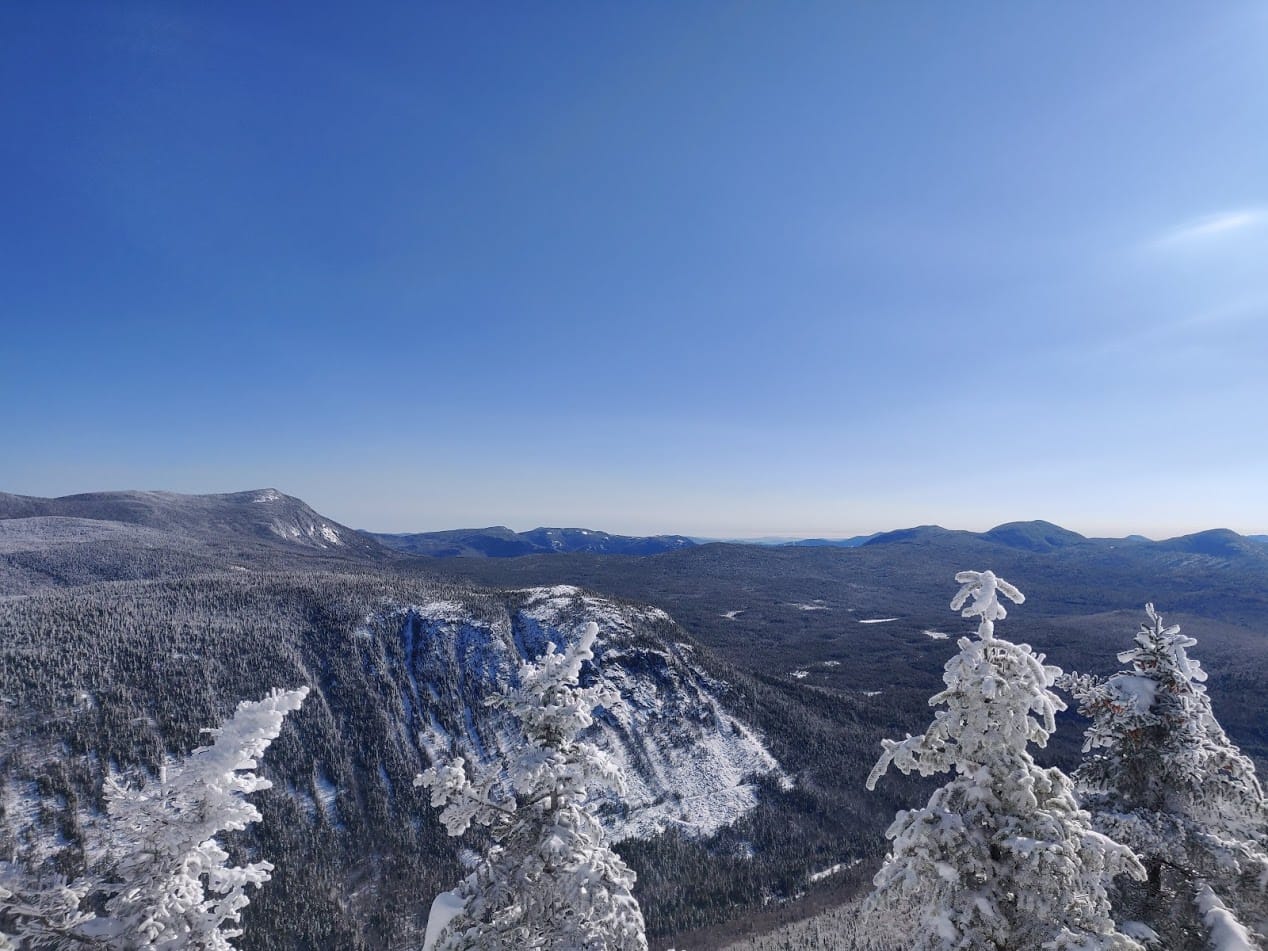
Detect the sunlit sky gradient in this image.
<box><xmin>3</xmin><ymin>3</ymin><xmax>1267</xmax><ymax>538</ymax></box>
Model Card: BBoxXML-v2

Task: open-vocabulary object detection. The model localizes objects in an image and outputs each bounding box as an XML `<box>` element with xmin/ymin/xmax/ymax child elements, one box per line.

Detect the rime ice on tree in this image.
<box><xmin>863</xmin><ymin>570</ymin><xmax>1145</xmax><ymax>951</ymax></box>
<box><xmin>1066</xmin><ymin>605</ymin><xmax>1268</xmax><ymax>949</ymax></box>
<box><xmin>417</xmin><ymin>621</ymin><xmax>647</xmax><ymax>951</ymax></box>
<box><xmin>92</xmin><ymin>686</ymin><xmax>309</xmax><ymax>949</ymax></box>
<box><xmin>0</xmin><ymin>687</ymin><xmax>307</xmax><ymax>949</ymax></box>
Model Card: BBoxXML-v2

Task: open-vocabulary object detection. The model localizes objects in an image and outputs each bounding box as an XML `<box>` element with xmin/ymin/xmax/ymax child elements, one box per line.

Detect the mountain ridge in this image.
<box><xmin>370</xmin><ymin>525</ymin><xmax>697</xmax><ymax>558</ymax></box>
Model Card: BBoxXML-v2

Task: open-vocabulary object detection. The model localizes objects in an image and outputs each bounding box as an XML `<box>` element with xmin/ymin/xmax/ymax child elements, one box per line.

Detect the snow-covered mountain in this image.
<box><xmin>0</xmin><ymin>568</ymin><xmax>789</xmax><ymax>947</ymax></box>
<box><xmin>370</xmin><ymin>584</ymin><xmax>786</xmax><ymax>840</ymax></box>
<box><xmin>0</xmin><ymin>488</ymin><xmax>384</xmax><ymax>556</ymax></box>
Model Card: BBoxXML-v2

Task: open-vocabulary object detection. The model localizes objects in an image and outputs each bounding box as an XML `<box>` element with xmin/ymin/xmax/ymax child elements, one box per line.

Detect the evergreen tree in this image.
<box><xmin>89</xmin><ymin>686</ymin><xmax>309</xmax><ymax>949</ymax></box>
<box><xmin>1066</xmin><ymin>604</ymin><xmax>1268</xmax><ymax>948</ymax></box>
<box><xmin>863</xmin><ymin>570</ymin><xmax>1145</xmax><ymax>951</ymax></box>
<box><xmin>417</xmin><ymin>621</ymin><xmax>647</xmax><ymax>951</ymax></box>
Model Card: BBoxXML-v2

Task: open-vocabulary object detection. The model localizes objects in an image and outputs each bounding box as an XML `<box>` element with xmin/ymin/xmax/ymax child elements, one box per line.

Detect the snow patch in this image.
<box><xmin>790</xmin><ymin>670</ymin><xmax>809</xmax><ymax>679</ymax></box>
<box><xmin>721</xmin><ymin>610</ymin><xmax>746</xmax><ymax>620</ymax></box>
<box><xmin>809</xmin><ymin>859</ymin><xmax>859</xmax><ymax>883</ymax></box>
<box><xmin>521</xmin><ymin>585</ymin><xmax>581</xmax><ymax>602</ymax></box>
<box><xmin>422</xmin><ymin>889</ymin><xmax>465</xmax><ymax>951</ymax></box>
<box><xmin>314</xmin><ymin>770</ymin><xmax>340</xmax><ymax>825</ymax></box>
<box><xmin>924</xmin><ymin>629</ymin><xmax>950</xmax><ymax>639</ymax></box>
<box><xmin>414</xmin><ymin>601</ymin><xmax>469</xmax><ymax>623</ymax></box>
<box><xmin>1107</xmin><ymin>672</ymin><xmax>1157</xmax><ymax>713</ymax></box>
<box><xmin>859</xmin><ymin>617</ymin><xmax>899</xmax><ymax>624</ymax></box>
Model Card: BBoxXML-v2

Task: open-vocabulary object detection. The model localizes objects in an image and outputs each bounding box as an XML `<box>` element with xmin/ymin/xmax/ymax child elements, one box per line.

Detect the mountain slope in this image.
<box><xmin>0</xmin><ymin>489</ymin><xmax>391</xmax><ymax>593</ymax></box>
<box><xmin>0</xmin><ymin>488</ymin><xmax>383</xmax><ymax>555</ymax></box>
<box><xmin>0</xmin><ymin>572</ymin><xmax>788</xmax><ymax>949</ymax></box>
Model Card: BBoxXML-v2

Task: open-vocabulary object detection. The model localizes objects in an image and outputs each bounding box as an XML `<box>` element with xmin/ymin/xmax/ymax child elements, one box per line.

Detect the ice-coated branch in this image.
<box><xmin>951</xmin><ymin>569</ymin><xmax>1025</xmax><ymax>640</ymax></box>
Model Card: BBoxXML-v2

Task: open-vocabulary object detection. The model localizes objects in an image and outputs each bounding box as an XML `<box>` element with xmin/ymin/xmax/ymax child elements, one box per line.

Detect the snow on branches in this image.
<box><xmin>864</xmin><ymin>570</ymin><xmax>1145</xmax><ymax>951</ymax></box>
<box><xmin>1066</xmin><ymin>605</ymin><xmax>1268</xmax><ymax>948</ymax></box>
<box><xmin>0</xmin><ymin>687</ymin><xmax>307</xmax><ymax>949</ymax></box>
<box><xmin>92</xmin><ymin>686</ymin><xmax>309</xmax><ymax>949</ymax></box>
<box><xmin>416</xmin><ymin>621</ymin><xmax>647</xmax><ymax>951</ymax></box>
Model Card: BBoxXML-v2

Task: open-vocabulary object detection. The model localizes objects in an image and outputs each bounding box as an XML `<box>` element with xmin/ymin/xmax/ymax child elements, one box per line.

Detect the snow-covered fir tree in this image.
<box><xmin>863</xmin><ymin>570</ymin><xmax>1146</xmax><ymax>951</ymax></box>
<box><xmin>0</xmin><ymin>876</ymin><xmax>95</xmax><ymax>950</ymax></box>
<box><xmin>1065</xmin><ymin>604</ymin><xmax>1268</xmax><ymax>949</ymax></box>
<box><xmin>416</xmin><ymin>621</ymin><xmax>647</xmax><ymax>951</ymax></box>
<box><xmin>87</xmin><ymin>686</ymin><xmax>309</xmax><ymax>949</ymax></box>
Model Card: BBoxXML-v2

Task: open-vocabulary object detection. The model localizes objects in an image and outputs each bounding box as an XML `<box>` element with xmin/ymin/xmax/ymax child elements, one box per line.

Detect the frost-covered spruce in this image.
<box><xmin>863</xmin><ymin>570</ymin><xmax>1145</xmax><ymax>951</ymax></box>
<box><xmin>1066</xmin><ymin>605</ymin><xmax>1268</xmax><ymax>949</ymax></box>
<box><xmin>88</xmin><ymin>686</ymin><xmax>309</xmax><ymax>950</ymax></box>
<box><xmin>417</xmin><ymin>621</ymin><xmax>647</xmax><ymax>951</ymax></box>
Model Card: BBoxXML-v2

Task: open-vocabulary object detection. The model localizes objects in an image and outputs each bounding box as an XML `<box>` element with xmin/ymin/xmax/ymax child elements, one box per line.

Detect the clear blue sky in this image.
<box><xmin>3</xmin><ymin>2</ymin><xmax>1266</xmax><ymax>537</ymax></box>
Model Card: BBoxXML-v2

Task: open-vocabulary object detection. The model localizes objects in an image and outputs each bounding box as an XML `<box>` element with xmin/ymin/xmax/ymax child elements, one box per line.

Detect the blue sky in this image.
<box><xmin>3</xmin><ymin>2</ymin><xmax>1267</xmax><ymax>537</ymax></box>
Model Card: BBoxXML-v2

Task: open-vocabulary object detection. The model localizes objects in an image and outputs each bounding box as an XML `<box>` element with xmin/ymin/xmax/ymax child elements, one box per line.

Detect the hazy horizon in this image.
<box><xmin>5</xmin><ymin>4</ymin><xmax>1266</xmax><ymax>540</ymax></box>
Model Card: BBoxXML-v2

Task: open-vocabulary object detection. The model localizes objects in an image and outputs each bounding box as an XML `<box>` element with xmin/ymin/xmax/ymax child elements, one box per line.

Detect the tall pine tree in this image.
<box><xmin>1066</xmin><ymin>604</ymin><xmax>1268</xmax><ymax>948</ymax></box>
<box><xmin>864</xmin><ymin>570</ymin><xmax>1145</xmax><ymax>951</ymax></box>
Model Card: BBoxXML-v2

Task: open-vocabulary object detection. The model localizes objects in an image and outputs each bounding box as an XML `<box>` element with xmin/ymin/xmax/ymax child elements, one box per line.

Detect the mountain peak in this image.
<box><xmin>0</xmin><ymin>487</ymin><xmax>384</xmax><ymax>558</ymax></box>
<box><xmin>981</xmin><ymin>520</ymin><xmax>1087</xmax><ymax>552</ymax></box>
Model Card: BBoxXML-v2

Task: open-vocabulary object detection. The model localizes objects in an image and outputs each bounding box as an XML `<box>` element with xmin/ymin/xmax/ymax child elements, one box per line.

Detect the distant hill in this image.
<box><xmin>782</xmin><ymin>534</ymin><xmax>877</xmax><ymax>548</ymax></box>
<box><xmin>0</xmin><ymin>488</ymin><xmax>377</xmax><ymax>552</ymax></box>
<box><xmin>0</xmin><ymin>489</ymin><xmax>389</xmax><ymax>592</ymax></box>
<box><xmin>1153</xmin><ymin>527</ymin><xmax>1267</xmax><ymax>559</ymax></box>
<box><xmin>863</xmin><ymin>524</ymin><xmax>976</xmax><ymax>546</ymax></box>
<box><xmin>980</xmin><ymin>520</ymin><xmax>1087</xmax><ymax>552</ymax></box>
<box><xmin>370</xmin><ymin>526</ymin><xmax>696</xmax><ymax>558</ymax></box>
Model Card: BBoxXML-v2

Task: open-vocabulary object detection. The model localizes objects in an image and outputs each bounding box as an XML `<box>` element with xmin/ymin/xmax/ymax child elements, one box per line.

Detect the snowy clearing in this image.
<box><xmin>809</xmin><ymin>858</ymin><xmax>859</xmax><ymax>883</ymax></box>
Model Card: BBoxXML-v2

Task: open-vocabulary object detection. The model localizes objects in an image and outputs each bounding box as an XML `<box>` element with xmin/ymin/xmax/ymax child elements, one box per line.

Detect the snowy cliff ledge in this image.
<box><xmin>362</xmin><ymin>584</ymin><xmax>788</xmax><ymax>841</ymax></box>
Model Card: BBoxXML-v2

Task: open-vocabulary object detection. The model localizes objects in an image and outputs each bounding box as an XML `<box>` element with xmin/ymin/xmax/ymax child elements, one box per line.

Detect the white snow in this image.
<box><xmin>808</xmin><ymin>859</ymin><xmax>858</xmax><ymax>883</ymax></box>
<box><xmin>422</xmin><ymin>889</ymin><xmax>466</xmax><ymax>951</ymax></box>
<box><xmin>859</xmin><ymin>617</ymin><xmax>899</xmax><ymax>624</ymax></box>
<box><xmin>791</xmin><ymin>602</ymin><xmax>830</xmax><ymax>611</ymax></box>
<box><xmin>414</xmin><ymin>601</ymin><xmax>469</xmax><ymax>623</ymax></box>
<box><xmin>318</xmin><ymin>524</ymin><xmax>342</xmax><ymax>545</ymax></box>
<box><xmin>1195</xmin><ymin>884</ymin><xmax>1258</xmax><ymax>951</ymax></box>
<box><xmin>313</xmin><ymin>770</ymin><xmax>339</xmax><ymax>824</ymax></box>
<box><xmin>1107</xmin><ymin>672</ymin><xmax>1158</xmax><ymax>713</ymax></box>
<box><xmin>821</xmin><ymin>660</ymin><xmax>841</xmax><ymax>667</ymax></box>
<box><xmin>863</xmin><ymin>690</ymin><xmax>882</xmax><ymax>697</ymax></box>
<box><xmin>924</xmin><ymin>629</ymin><xmax>950</xmax><ymax>640</ymax></box>
<box><xmin>521</xmin><ymin>585</ymin><xmax>581</xmax><ymax>602</ymax></box>
<box><xmin>790</xmin><ymin>670</ymin><xmax>809</xmax><ymax>679</ymax></box>
<box><xmin>721</xmin><ymin>610</ymin><xmax>746</xmax><ymax>620</ymax></box>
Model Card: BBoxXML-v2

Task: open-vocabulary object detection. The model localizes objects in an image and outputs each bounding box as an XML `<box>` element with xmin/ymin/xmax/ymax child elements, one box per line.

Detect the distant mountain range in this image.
<box><xmin>368</xmin><ymin>525</ymin><xmax>697</xmax><ymax>558</ymax></box>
